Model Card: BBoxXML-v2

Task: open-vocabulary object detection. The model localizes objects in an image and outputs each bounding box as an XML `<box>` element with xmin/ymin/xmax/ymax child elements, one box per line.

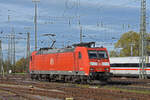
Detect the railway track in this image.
<box><xmin>0</xmin><ymin>75</ymin><xmax>150</xmax><ymax>100</ymax></box>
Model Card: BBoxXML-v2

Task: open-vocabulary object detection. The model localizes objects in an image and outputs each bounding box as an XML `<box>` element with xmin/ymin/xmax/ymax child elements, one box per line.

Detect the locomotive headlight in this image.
<box><xmin>102</xmin><ymin>62</ymin><xmax>110</xmax><ymax>66</ymax></box>
<box><xmin>105</xmin><ymin>68</ymin><xmax>109</xmax><ymax>71</ymax></box>
<box><xmin>90</xmin><ymin>62</ymin><xmax>98</xmax><ymax>66</ymax></box>
<box><xmin>90</xmin><ymin>68</ymin><xmax>94</xmax><ymax>71</ymax></box>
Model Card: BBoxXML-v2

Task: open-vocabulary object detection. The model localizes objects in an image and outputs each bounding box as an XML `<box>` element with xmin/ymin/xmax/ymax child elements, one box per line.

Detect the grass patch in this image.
<box><xmin>0</xmin><ymin>89</ymin><xmax>14</xmax><ymax>95</ymax></box>
<box><xmin>76</xmin><ymin>84</ymin><xmax>90</xmax><ymax>88</ymax></box>
<box><xmin>12</xmin><ymin>73</ymin><xmax>27</xmax><ymax>75</ymax></box>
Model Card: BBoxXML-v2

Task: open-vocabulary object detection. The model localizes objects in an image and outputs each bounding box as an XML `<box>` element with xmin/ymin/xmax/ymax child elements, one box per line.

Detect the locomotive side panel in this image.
<box><xmin>30</xmin><ymin>53</ymin><xmax>58</xmax><ymax>72</ymax></box>
<box><xmin>29</xmin><ymin>51</ymin><xmax>38</xmax><ymax>71</ymax></box>
<box><xmin>48</xmin><ymin>54</ymin><xmax>58</xmax><ymax>71</ymax></box>
<box><xmin>30</xmin><ymin>47</ymin><xmax>90</xmax><ymax>75</ymax></box>
<box><xmin>55</xmin><ymin>52</ymin><xmax>75</xmax><ymax>71</ymax></box>
<box><xmin>74</xmin><ymin>47</ymin><xmax>90</xmax><ymax>75</ymax></box>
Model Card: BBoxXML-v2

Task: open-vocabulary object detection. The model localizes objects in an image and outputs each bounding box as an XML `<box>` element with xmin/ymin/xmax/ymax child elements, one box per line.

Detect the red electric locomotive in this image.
<box><xmin>29</xmin><ymin>42</ymin><xmax>112</xmax><ymax>83</ymax></box>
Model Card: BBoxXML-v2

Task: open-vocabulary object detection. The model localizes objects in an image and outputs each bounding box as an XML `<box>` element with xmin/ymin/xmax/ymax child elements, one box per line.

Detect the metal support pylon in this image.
<box><xmin>26</xmin><ymin>32</ymin><xmax>30</xmax><ymax>73</ymax></box>
<box><xmin>139</xmin><ymin>0</ymin><xmax>147</xmax><ymax>79</ymax></box>
<box><xmin>0</xmin><ymin>40</ymin><xmax>4</xmax><ymax>77</ymax></box>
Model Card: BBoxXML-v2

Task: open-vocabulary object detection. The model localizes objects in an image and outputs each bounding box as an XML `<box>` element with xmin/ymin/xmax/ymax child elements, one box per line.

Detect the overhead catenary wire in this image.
<box><xmin>0</xmin><ymin>0</ymin><xmax>149</xmax><ymax>63</ymax></box>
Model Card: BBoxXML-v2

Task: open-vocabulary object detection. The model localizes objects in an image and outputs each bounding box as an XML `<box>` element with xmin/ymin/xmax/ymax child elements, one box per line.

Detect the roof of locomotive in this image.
<box><xmin>35</xmin><ymin>42</ymin><xmax>105</xmax><ymax>55</ymax></box>
<box><xmin>72</xmin><ymin>42</ymin><xmax>95</xmax><ymax>47</ymax></box>
<box><xmin>36</xmin><ymin>46</ymin><xmax>105</xmax><ymax>55</ymax></box>
<box><xmin>36</xmin><ymin>47</ymin><xmax>75</xmax><ymax>55</ymax></box>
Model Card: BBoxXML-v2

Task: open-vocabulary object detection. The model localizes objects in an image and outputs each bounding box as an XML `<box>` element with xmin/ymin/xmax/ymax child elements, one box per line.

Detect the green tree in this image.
<box><xmin>3</xmin><ymin>60</ymin><xmax>11</xmax><ymax>73</ymax></box>
<box><xmin>109</xmin><ymin>50</ymin><xmax>119</xmax><ymax>57</ymax></box>
<box><xmin>15</xmin><ymin>58</ymin><xmax>27</xmax><ymax>73</ymax></box>
<box><xmin>110</xmin><ymin>31</ymin><xmax>150</xmax><ymax>57</ymax></box>
<box><xmin>1</xmin><ymin>58</ymin><xmax>28</xmax><ymax>73</ymax></box>
<box><xmin>115</xmin><ymin>31</ymin><xmax>140</xmax><ymax>56</ymax></box>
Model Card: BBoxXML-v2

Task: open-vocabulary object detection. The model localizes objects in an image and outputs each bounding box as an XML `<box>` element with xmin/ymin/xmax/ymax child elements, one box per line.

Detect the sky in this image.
<box><xmin>0</xmin><ymin>0</ymin><xmax>150</xmax><ymax>60</ymax></box>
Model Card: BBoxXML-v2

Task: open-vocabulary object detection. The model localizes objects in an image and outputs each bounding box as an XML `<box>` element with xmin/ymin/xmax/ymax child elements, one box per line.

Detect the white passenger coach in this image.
<box><xmin>110</xmin><ymin>57</ymin><xmax>150</xmax><ymax>77</ymax></box>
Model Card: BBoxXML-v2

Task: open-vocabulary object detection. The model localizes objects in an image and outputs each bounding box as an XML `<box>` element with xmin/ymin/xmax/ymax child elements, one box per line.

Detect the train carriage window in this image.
<box><xmin>110</xmin><ymin>63</ymin><xmax>139</xmax><ymax>67</ymax></box>
<box><xmin>78</xmin><ymin>52</ymin><xmax>82</xmax><ymax>59</ymax></box>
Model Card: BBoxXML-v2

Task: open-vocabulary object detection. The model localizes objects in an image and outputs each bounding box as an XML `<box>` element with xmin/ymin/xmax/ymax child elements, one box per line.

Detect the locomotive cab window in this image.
<box><xmin>88</xmin><ymin>50</ymin><xmax>108</xmax><ymax>59</ymax></box>
<box><xmin>78</xmin><ymin>52</ymin><xmax>82</xmax><ymax>59</ymax></box>
<box><xmin>97</xmin><ymin>51</ymin><xmax>108</xmax><ymax>59</ymax></box>
<box><xmin>88</xmin><ymin>51</ymin><xmax>97</xmax><ymax>59</ymax></box>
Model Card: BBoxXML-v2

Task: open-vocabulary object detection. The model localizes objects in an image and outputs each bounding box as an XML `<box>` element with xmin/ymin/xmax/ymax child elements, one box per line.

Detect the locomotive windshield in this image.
<box><xmin>88</xmin><ymin>50</ymin><xmax>108</xmax><ymax>59</ymax></box>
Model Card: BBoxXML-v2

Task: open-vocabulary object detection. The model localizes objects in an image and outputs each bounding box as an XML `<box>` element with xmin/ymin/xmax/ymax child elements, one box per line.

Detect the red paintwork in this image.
<box><xmin>110</xmin><ymin>68</ymin><xmax>150</xmax><ymax>70</ymax></box>
<box><xmin>29</xmin><ymin>47</ymin><xmax>110</xmax><ymax>76</ymax></box>
<box><xmin>88</xmin><ymin>48</ymin><xmax>110</xmax><ymax>73</ymax></box>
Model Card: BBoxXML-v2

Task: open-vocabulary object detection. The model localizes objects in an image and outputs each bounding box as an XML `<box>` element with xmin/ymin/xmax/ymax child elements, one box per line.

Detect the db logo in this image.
<box><xmin>50</xmin><ymin>58</ymin><xmax>54</xmax><ymax>65</ymax></box>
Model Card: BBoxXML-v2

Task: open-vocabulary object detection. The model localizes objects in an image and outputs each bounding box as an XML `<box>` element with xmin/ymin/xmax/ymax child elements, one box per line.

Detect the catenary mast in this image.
<box><xmin>139</xmin><ymin>0</ymin><xmax>147</xmax><ymax>79</ymax></box>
